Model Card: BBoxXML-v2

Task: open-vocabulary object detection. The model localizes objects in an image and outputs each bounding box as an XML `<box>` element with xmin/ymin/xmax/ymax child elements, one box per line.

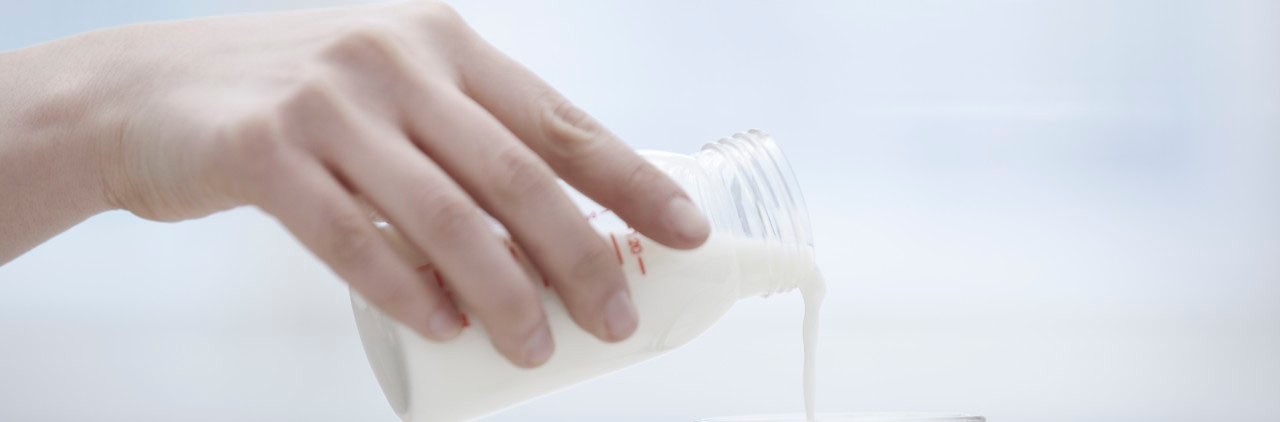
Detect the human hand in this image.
<box><xmin>1</xmin><ymin>1</ymin><xmax>709</xmax><ymax>367</ymax></box>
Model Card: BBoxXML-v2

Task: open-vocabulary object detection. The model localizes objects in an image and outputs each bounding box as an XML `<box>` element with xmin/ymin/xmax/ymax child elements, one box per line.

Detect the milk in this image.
<box><xmin>800</xmin><ymin>273</ymin><xmax>825</xmax><ymax>422</ymax></box>
<box><xmin>353</xmin><ymin>228</ymin><xmax>823</xmax><ymax>421</ymax></box>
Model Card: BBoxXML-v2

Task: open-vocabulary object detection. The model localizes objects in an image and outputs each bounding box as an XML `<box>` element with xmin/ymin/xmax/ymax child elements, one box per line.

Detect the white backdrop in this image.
<box><xmin>2</xmin><ymin>1</ymin><xmax>1278</xmax><ymax>421</ymax></box>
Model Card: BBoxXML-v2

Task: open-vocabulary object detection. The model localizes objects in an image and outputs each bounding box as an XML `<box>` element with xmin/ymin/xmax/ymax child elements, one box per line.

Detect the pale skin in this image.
<box><xmin>0</xmin><ymin>1</ymin><xmax>710</xmax><ymax>368</ymax></box>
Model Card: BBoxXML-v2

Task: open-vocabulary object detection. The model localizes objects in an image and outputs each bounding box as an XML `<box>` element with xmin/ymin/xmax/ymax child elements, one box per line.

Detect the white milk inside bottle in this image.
<box><xmin>351</xmin><ymin>130</ymin><xmax>823</xmax><ymax>421</ymax></box>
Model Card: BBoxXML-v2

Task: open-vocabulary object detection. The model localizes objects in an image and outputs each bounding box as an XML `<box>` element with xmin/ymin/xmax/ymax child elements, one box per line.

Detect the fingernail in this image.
<box><xmin>427</xmin><ymin>309</ymin><xmax>463</xmax><ymax>339</ymax></box>
<box><xmin>665</xmin><ymin>196</ymin><xmax>711</xmax><ymax>243</ymax></box>
<box><xmin>522</xmin><ymin>324</ymin><xmax>554</xmax><ymax>367</ymax></box>
<box><xmin>603</xmin><ymin>290</ymin><xmax>639</xmax><ymax>341</ymax></box>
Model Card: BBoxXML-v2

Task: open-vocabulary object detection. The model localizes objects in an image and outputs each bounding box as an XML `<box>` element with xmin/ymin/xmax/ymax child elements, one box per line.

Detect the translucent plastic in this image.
<box><xmin>350</xmin><ymin>130</ymin><xmax>818</xmax><ymax>421</ymax></box>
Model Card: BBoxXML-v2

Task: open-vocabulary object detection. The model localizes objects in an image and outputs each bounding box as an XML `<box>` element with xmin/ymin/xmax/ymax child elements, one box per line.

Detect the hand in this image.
<box><xmin>0</xmin><ymin>1</ymin><xmax>710</xmax><ymax>367</ymax></box>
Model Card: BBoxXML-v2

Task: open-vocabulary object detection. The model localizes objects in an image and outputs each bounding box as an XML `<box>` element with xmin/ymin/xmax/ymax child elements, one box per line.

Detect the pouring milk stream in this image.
<box><xmin>351</xmin><ymin>130</ymin><xmax>825</xmax><ymax>421</ymax></box>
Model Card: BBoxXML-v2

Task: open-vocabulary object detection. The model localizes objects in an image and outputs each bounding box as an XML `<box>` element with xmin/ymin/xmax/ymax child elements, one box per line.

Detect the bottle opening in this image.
<box><xmin>696</xmin><ymin>130</ymin><xmax>815</xmax><ymax>295</ymax></box>
<box><xmin>698</xmin><ymin>129</ymin><xmax>814</xmax><ymax>250</ymax></box>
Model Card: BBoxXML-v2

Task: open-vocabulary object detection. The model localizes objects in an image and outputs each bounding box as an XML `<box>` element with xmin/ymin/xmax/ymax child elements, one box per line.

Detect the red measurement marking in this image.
<box><xmin>625</xmin><ymin>234</ymin><xmax>645</xmax><ymax>275</ymax></box>
<box><xmin>584</xmin><ymin>209</ymin><xmax>613</xmax><ymax>221</ymax></box>
<box><xmin>609</xmin><ymin>233</ymin><xmax>623</xmax><ymax>264</ymax></box>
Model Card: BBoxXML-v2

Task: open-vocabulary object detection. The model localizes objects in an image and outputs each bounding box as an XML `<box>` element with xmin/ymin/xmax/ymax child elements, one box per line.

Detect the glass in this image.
<box><xmin>700</xmin><ymin>413</ymin><xmax>985</xmax><ymax>422</ymax></box>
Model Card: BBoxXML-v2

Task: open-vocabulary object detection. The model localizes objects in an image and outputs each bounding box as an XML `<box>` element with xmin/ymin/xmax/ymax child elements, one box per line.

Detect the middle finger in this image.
<box><xmin>400</xmin><ymin>86</ymin><xmax>639</xmax><ymax>343</ymax></box>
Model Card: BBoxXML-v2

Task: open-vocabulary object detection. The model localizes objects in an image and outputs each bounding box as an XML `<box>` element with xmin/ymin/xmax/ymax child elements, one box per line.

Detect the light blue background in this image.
<box><xmin>1</xmin><ymin>1</ymin><xmax>1277</xmax><ymax>421</ymax></box>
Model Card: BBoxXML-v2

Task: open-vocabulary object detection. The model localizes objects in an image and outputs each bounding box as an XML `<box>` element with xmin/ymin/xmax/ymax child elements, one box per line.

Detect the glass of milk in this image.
<box><xmin>352</xmin><ymin>130</ymin><xmax>824</xmax><ymax>421</ymax></box>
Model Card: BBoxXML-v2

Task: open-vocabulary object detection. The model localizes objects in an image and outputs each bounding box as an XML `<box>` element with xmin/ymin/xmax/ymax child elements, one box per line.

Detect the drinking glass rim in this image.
<box><xmin>697</xmin><ymin>412</ymin><xmax>985</xmax><ymax>422</ymax></box>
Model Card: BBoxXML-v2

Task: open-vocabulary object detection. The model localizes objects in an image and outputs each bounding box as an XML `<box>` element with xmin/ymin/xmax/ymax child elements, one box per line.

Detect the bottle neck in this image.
<box><xmin>692</xmin><ymin>130</ymin><xmax>815</xmax><ymax>298</ymax></box>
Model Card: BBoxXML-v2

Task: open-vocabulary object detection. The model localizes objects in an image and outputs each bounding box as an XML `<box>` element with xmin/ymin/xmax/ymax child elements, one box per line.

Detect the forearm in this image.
<box><xmin>0</xmin><ymin>46</ymin><xmax>114</xmax><ymax>264</ymax></box>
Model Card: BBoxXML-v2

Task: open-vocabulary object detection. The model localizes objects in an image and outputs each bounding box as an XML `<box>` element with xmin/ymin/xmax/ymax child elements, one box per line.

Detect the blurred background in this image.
<box><xmin>2</xmin><ymin>0</ymin><xmax>1277</xmax><ymax>420</ymax></box>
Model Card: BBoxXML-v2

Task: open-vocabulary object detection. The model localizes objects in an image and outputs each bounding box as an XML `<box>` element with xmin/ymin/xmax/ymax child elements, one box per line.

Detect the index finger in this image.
<box><xmin>454</xmin><ymin>40</ymin><xmax>710</xmax><ymax>249</ymax></box>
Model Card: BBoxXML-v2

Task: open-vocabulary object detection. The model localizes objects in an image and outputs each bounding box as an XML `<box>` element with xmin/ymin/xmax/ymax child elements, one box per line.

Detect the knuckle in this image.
<box><xmin>358</xmin><ymin>274</ymin><xmax>419</xmax><ymax>317</ymax></box>
<box><xmin>404</xmin><ymin>1</ymin><xmax>466</xmax><ymax>33</ymax></box>
<box><xmin>485</xmin><ymin>281</ymin><xmax>541</xmax><ymax>322</ymax></box>
<box><xmin>539</xmin><ymin>94</ymin><xmax>607</xmax><ymax>159</ymax></box>
<box><xmin>493</xmin><ymin>146</ymin><xmax>558</xmax><ymax>204</ymax></box>
<box><xmin>283</xmin><ymin>76</ymin><xmax>344</xmax><ymax>120</ymax></box>
<box><xmin>218</xmin><ymin>113</ymin><xmax>296</xmax><ymax>191</ymax></box>
<box><xmin>421</xmin><ymin>196</ymin><xmax>483</xmax><ymax>241</ymax></box>
<box><xmin>338</xmin><ymin>20</ymin><xmax>400</xmax><ymax>51</ymax></box>
<box><xmin>223</xmin><ymin>114</ymin><xmax>280</xmax><ymax>163</ymax></box>
<box><xmin>277</xmin><ymin>77</ymin><xmax>364</xmax><ymax>152</ymax></box>
<box><xmin>323</xmin><ymin>20</ymin><xmax>408</xmax><ymax>70</ymax></box>
<box><xmin>623</xmin><ymin>160</ymin><xmax>669</xmax><ymax>195</ymax></box>
<box><xmin>321</xmin><ymin>209</ymin><xmax>380</xmax><ymax>269</ymax></box>
<box><xmin>567</xmin><ymin>239</ymin><xmax>619</xmax><ymax>285</ymax></box>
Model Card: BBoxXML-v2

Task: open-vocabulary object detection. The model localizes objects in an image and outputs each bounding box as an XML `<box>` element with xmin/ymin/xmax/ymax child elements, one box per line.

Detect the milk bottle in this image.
<box><xmin>352</xmin><ymin>130</ymin><xmax>821</xmax><ymax>421</ymax></box>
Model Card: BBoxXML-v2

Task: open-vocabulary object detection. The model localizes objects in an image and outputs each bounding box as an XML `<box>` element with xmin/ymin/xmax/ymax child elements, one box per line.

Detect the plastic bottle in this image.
<box><xmin>351</xmin><ymin>130</ymin><xmax>818</xmax><ymax>421</ymax></box>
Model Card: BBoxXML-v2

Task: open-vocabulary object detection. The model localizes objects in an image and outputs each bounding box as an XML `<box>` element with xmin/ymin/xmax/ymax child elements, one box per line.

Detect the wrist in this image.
<box><xmin>6</xmin><ymin>41</ymin><xmax>121</xmax><ymax>207</ymax></box>
<box><xmin>0</xmin><ymin>44</ymin><xmax>118</xmax><ymax>262</ymax></box>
